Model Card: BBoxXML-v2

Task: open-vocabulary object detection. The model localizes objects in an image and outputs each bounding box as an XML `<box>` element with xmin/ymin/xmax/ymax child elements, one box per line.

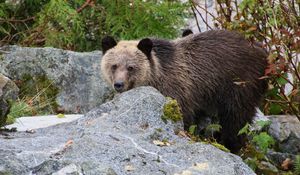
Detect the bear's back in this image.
<box><xmin>172</xmin><ymin>30</ymin><xmax>267</xmax><ymax>87</ymax></box>
<box><xmin>153</xmin><ymin>30</ymin><xmax>268</xmax><ymax>120</ymax></box>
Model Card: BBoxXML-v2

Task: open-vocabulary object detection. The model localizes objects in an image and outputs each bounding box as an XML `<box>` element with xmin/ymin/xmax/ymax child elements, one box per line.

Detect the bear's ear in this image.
<box><xmin>102</xmin><ymin>36</ymin><xmax>117</xmax><ymax>54</ymax></box>
<box><xmin>182</xmin><ymin>29</ymin><xmax>193</xmax><ymax>37</ymax></box>
<box><xmin>137</xmin><ymin>38</ymin><xmax>153</xmax><ymax>59</ymax></box>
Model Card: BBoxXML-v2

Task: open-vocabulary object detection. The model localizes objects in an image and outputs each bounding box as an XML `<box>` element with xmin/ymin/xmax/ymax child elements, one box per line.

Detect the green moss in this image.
<box><xmin>202</xmin><ymin>140</ymin><xmax>230</xmax><ymax>152</ymax></box>
<box><xmin>210</xmin><ymin>142</ymin><xmax>230</xmax><ymax>152</ymax></box>
<box><xmin>155</xmin><ymin>128</ymin><xmax>163</xmax><ymax>132</ymax></box>
<box><xmin>162</xmin><ymin>97</ymin><xmax>183</xmax><ymax>123</ymax></box>
<box><xmin>161</xmin><ymin>138</ymin><xmax>169</xmax><ymax>143</ymax></box>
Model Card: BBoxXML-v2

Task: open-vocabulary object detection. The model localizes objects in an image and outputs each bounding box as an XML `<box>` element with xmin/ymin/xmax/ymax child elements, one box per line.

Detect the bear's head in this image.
<box><xmin>101</xmin><ymin>36</ymin><xmax>154</xmax><ymax>92</ymax></box>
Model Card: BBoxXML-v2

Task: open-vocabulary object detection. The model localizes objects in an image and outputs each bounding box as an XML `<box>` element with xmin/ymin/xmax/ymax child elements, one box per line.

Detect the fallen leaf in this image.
<box><xmin>124</xmin><ymin>165</ymin><xmax>135</xmax><ymax>171</ymax></box>
<box><xmin>233</xmin><ymin>81</ymin><xmax>247</xmax><ymax>86</ymax></box>
<box><xmin>281</xmin><ymin>158</ymin><xmax>292</xmax><ymax>170</ymax></box>
<box><xmin>258</xmin><ymin>76</ymin><xmax>269</xmax><ymax>80</ymax></box>
<box><xmin>57</xmin><ymin>113</ymin><xmax>65</xmax><ymax>118</ymax></box>
<box><xmin>248</xmin><ymin>26</ymin><xmax>257</xmax><ymax>31</ymax></box>
<box><xmin>153</xmin><ymin>140</ymin><xmax>170</xmax><ymax>147</ymax></box>
<box><xmin>65</xmin><ymin>140</ymin><xmax>74</xmax><ymax>148</ymax></box>
<box><xmin>177</xmin><ymin>130</ymin><xmax>188</xmax><ymax>138</ymax></box>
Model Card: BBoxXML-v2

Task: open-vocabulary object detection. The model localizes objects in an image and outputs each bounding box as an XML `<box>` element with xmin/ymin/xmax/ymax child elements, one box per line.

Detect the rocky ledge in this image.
<box><xmin>0</xmin><ymin>87</ymin><xmax>254</xmax><ymax>175</ymax></box>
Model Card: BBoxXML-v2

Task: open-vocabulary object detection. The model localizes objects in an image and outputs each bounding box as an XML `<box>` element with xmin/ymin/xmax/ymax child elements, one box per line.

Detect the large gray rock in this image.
<box><xmin>0</xmin><ymin>73</ymin><xmax>19</xmax><ymax>127</ymax></box>
<box><xmin>0</xmin><ymin>86</ymin><xmax>254</xmax><ymax>175</ymax></box>
<box><xmin>0</xmin><ymin>45</ymin><xmax>112</xmax><ymax>113</ymax></box>
<box><xmin>268</xmin><ymin>115</ymin><xmax>300</xmax><ymax>154</ymax></box>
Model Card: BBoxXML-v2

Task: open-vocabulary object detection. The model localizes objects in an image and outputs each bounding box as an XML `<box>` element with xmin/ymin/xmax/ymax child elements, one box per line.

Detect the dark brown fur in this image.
<box><xmin>101</xmin><ymin>30</ymin><xmax>268</xmax><ymax>152</ymax></box>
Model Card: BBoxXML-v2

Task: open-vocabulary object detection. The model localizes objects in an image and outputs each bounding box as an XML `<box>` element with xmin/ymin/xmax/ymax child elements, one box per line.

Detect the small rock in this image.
<box><xmin>268</xmin><ymin>115</ymin><xmax>300</xmax><ymax>154</ymax></box>
<box><xmin>80</xmin><ymin>161</ymin><xmax>117</xmax><ymax>175</ymax></box>
<box><xmin>266</xmin><ymin>150</ymin><xmax>296</xmax><ymax>169</ymax></box>
<box><xmin>31</xmin><ymin>160</ymin><xmax>70</xmax><ymax>175</ymax></box>
<box><xmin>257</xmin><ymin>161</ymin><xmax>279</xmax><ymax>175</ymax></box>
<box><xmin>51</xmin><ymin>164</ymin><xmax>80</xmax><ymax>175</ymax></box>
<box><xmin>153</xmin><ymin>140</ymin><xmax>171</xmax><ymax>147</ymax></box>
<box><xmin>281</xmin><ymin>158</ymin><xmax>292</xmax><ymax>170</ymax></box>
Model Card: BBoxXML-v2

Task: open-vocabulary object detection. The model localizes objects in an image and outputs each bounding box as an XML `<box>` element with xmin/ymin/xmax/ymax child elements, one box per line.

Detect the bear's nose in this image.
<box><xmin>114</xmin><ymin>81</ymin><xmax>124</xmax><ymax>92</ymax></box>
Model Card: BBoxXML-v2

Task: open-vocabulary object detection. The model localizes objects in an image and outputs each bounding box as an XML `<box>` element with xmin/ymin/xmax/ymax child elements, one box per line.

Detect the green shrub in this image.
<box><xmin>6</xmin><ymin>100</ymin><xmax>32</xmax><ymax>124</ymax></box>
<box><xmin>238</xmin><ymin>122</ymin><xmax>274</xmax><ymax>153</ymax></box>
<box><xmin>102</xmin><ymin>0</ymin><xmax>190</xmax><ymax>40</ymax></box>
<box><xmin>0</xmin><ymin>0</ymin><xmax>190</xmax><ymax>51</ymax></box>
<box><xmin>252</xmin><ymin>132</ymin><xmax>275</xmax><ymax>153</ymax></box>
<box><xmin>30</xmin><ymin>0</ymin><xmax>85</xmax><ymax>50</ymax></box>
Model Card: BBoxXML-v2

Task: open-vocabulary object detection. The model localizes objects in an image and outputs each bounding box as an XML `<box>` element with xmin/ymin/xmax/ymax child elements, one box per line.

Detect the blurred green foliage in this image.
<box><xmin>0</xmin><ymin>0</ymin><xmax>190</xmax><ymax>51</ymax></box>
<box><xmin>295</xmin><ymin>155</ymin><xmax>300</xmax><ymax>175</ymax></box>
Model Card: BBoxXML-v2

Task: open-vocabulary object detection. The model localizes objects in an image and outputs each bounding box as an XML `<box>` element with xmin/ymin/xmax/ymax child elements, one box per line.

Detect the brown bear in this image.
<box><xmin>101</xmin><ymin>30</ymin><xmax>268</xmax><ymax>152</ymax></box>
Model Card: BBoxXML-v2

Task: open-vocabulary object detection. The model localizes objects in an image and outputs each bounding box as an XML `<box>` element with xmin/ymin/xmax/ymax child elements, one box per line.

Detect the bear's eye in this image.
<box><xmin>111</xmin><ymin>64</ymin><xmax>117</xmax><ymax>71</ymax></box>
<box><xmin>127</xmin><ymin>66</ymin><xmax>134</xmax><ymax>71</ymax></box>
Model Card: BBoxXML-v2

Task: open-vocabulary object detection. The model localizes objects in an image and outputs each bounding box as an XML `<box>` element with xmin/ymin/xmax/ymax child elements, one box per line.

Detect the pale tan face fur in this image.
<box><xmin>101</xmin><ymin>41</ymin><xmax>152</xmax><ymax>92</ymax></box>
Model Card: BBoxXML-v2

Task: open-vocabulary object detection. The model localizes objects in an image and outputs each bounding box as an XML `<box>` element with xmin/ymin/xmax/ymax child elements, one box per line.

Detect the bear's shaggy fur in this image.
<box><xmin>101</xmin><ymin>30</ymin><xmax>268</xmax><ymax>152</ymax></box>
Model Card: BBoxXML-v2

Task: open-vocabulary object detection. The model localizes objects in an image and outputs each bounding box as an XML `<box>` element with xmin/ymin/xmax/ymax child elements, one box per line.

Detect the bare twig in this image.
<box><xmin>76</xmin><ymin>0</ymin><xmax>94</xmax><ymax>13</ymax></box>
<box><xmin>265</xmin><ymin>99</ymin><xmax>293</xmax><ymax>104</ymax></box>
<box><xmin>290</xmin><ymin>57</ymin><xmax>300</xmax><ymax>82</ymax></box>
<box><xmin>191</xmin><ymin>2</ymin><xmax>213</xmax><ymax>30</ymax></box>
<box><xmin>0</xmin><ymin>16</ymin><xmax>35</xmax><ymax>23</ymax></box>
<box><xmin>190</xmin><ymin>4</ymin><xmax>201</xmax><ymax>32</ymax></box>
<box><xmin>234</xmin><ymin>0</ymin><xmax>238</xmax><ymax>17</ymax></box>
<box><xmin>194</xmin><ymin>3</ymin><xmax>216</xmax><ymax>20</ymax></box>
<box><xmin>216</xmin><ymin>0</ymin><xmax>231</xmax><ymax>22</ymax></box>
<box><xmin>205</xmin><ymin>0</ymin><xmax>208</xmax><ymax>31</ymax></box>
<box><xmin>277</xmin><ymin>82</ymin><xmax>300</xmax><ymax>120</ymax></box>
